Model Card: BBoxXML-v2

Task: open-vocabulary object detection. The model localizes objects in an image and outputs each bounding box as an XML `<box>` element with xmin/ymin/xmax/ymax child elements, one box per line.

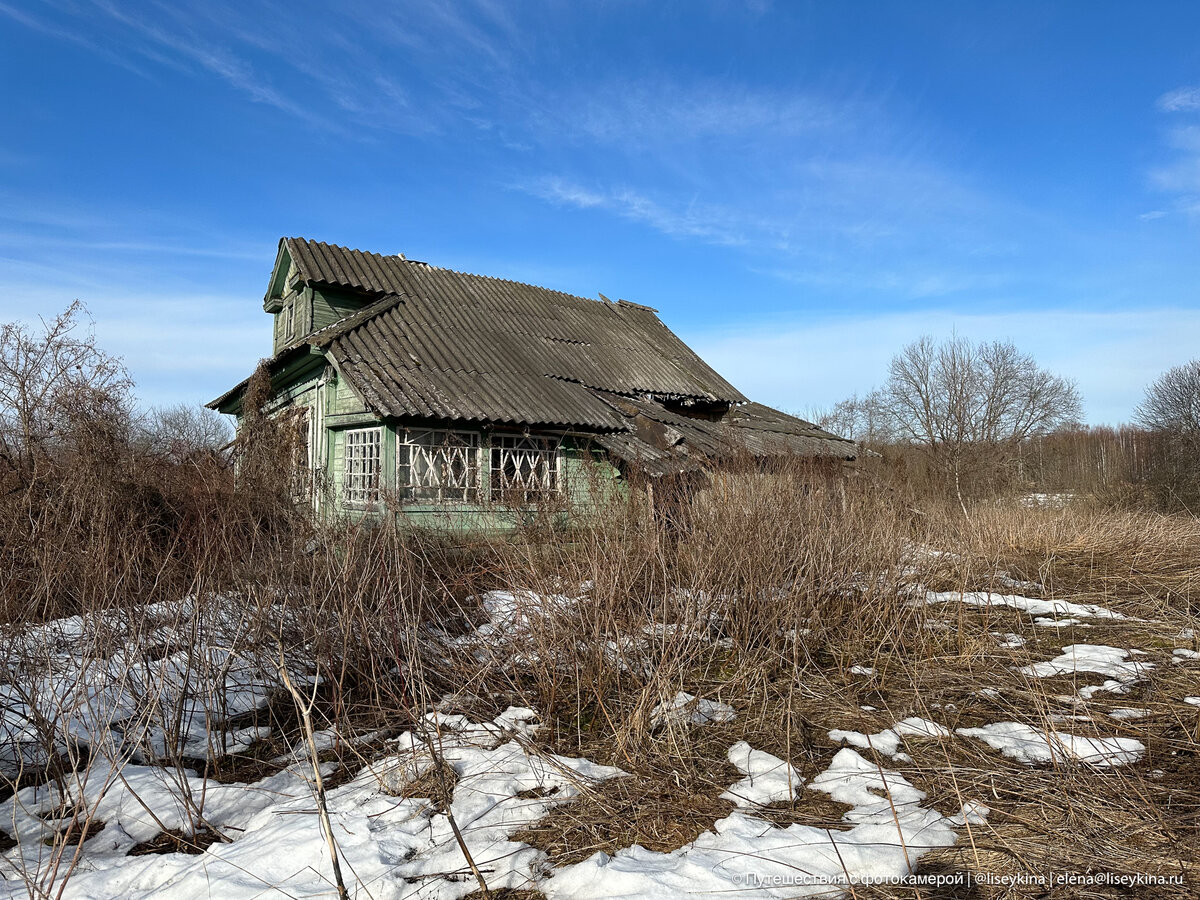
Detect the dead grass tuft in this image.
<box><xmin>513</xmin><ymin>769</ymin><xmax>737</xmax><ymax>864</ymax></box>
<box><xmin>127</xmin><ymin>827</ymin><xmax>228</xmax><ymax>856</ymax></box>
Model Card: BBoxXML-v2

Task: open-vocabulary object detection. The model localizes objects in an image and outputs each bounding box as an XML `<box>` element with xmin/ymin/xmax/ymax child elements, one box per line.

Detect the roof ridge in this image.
<box><xmin>286</xmin><ymin>236</ymin><xmax>652</xmax><ymax>317</ymax></box>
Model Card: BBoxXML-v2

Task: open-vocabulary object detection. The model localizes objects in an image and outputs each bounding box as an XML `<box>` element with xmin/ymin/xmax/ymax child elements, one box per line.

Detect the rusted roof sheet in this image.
<box><xmin>285</xmin><ymin>238</ymin><xmax>746</xmax><ymax>420</ymax></box>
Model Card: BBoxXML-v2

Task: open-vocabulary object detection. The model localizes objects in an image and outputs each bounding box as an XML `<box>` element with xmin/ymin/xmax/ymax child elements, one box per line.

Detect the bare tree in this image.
<box><xmin>1135</xmin><ymin>359</ymin><xmax>1200</xmax><ymax>434</ymax></box>
<box><xmin>140</xmin><ymin>404</ymin><xmax>233</xmax><ymax>463</ymax></box>
<box><xmin>879</xmin><ymin>335</ymin><xmax>1082</xmax><ymax>509</ymax></box>
<box><xmin>0</xmin><ymin>302</ymin><xmax>131</xmax><ymax>483</ymax></box>
<box><xmin>815</xmin><ymin>390</ymin><xmax>894</xmax><ymax>449</ymax></box>
<box><xmin>1135</xmin><ymin>359</ymin><xmax>1200</xmax><ymax>510</ymax></box>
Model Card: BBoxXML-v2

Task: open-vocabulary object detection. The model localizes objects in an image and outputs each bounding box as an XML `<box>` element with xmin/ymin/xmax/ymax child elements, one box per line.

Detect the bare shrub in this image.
<box><xmin>139</xmin><ymin>403</ymin><xmax>232</xmax><ymax>463</ymax></box>
<box><xmin>0</xmin><ymin>302</ymin><xmax>132</xmax><ymax>486</ymax></box>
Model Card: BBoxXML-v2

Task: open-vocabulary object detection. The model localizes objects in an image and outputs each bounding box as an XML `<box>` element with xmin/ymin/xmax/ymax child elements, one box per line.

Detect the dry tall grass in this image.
<box><xmin>1</xmin><ymin>421</ymin><xmax>1197</xmax><ymax>897</ymax></box>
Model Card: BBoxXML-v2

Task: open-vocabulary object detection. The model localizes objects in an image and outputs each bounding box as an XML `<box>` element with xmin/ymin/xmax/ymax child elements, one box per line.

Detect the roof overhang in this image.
<box><xmin>206</xmin><ymin>345</ymin><xmax>326</xmax><ymax>415</ymax></box>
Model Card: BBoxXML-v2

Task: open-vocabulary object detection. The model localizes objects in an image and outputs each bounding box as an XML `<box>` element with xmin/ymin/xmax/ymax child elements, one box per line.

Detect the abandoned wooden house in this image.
<box><xmin>208</xmin><ymin>238</ymin><xmax>856</xmax><ymax>528</ymax></box>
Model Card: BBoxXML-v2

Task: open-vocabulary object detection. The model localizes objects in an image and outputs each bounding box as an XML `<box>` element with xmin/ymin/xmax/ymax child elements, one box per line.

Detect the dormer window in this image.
<box><xmin>284</xmin><ymin>302</ymin><xmax>295</xmax><ymax>341</ymax></box>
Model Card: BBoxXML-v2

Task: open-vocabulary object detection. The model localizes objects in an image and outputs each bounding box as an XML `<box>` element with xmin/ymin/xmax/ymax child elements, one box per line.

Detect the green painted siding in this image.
<box><xmin>314</xmin><ymin>420</ymin><xmax>622</xmax><ymax>533</ymax></box>
<box><xmin>330</xmin><ymin>370</ymin><xmax>369</xmax><ymax>415</ymax></box>
<box><xmin>244</xmin><ymin>339</ymin><xmax>624</xmax><ymax>533</ymax></box>
<box><xmin>312</xmin><ymin>288</ymin><xmax>369</xmax><ymax>332</ymax></box>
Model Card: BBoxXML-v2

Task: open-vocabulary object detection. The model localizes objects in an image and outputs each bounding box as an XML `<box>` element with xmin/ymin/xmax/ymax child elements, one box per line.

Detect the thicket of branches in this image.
<box><xmin>0</xmin><ymin>303</ymin><xmax>292</xmax><ymax>622</ymax></box>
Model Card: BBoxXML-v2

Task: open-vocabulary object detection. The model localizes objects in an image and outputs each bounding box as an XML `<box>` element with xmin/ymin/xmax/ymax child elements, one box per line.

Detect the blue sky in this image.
<box><xmin>2</xmin><ymin>1</ymin><xmax>1199</xmax><ymax>424</ymax></box>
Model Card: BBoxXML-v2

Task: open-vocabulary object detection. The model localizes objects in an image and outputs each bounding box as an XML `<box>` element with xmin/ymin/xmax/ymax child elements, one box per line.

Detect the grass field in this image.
<box><xmin>0</xmin><ymin>464</ymin><xmax>1196</xmax><ymax>898</ymax></box>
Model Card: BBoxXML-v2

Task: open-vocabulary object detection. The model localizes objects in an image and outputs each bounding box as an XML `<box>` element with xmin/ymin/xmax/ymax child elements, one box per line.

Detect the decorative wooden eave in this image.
<box><xmin>262</xmin><ymin>239</ymin><xmax>293</xmax><ymax>313</ymax></box>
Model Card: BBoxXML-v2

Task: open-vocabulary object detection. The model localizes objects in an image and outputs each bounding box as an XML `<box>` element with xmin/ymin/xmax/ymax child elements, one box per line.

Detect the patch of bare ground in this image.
<box><xmin>46</xmin><ymin>818</ymin><xmax>105</xmax><ymax>846</ymax></box>
<box><xmin>128</xmin><ymin>827</ymin><xmax>227</xmax><ymax>856</ymax></box>
<box><xmin>753</xmin><ymin>792</ymin><xmax>856</xmax><ymax>830</ymax></box>
<box><xmin>389</xmin><ymin>757</ymin><xmax>460</xmax><ymax>813</ymax></box>
<box><xmin>512</xmin><ymin>766</ymin><xmax>736</xmax><ymax>865</ymax></box>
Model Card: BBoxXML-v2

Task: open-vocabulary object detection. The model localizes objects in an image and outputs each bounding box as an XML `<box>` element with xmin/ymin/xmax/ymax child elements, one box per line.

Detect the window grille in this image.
<box><xmin>490</xmin><ymin>434</ymin><xmax>560</xmax><ymax>501</ymax></box>
<box><xmin>343</xmin><ymin>427</ymin><xmax>382</xmax><ymax>506</ymax></box>
<box><xmin>397</xmin><ymin>429</ymin><xmax>480</xmax><ymax>502</ymax></box>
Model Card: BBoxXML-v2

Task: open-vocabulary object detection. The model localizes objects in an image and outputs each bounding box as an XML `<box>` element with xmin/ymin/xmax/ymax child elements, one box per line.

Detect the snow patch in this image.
<box><xmin>651</xmin><ymin>692</ymin><xmax>735</xmax><ymax>727</ymax></box>
<box><xmin>547</xmin><ymin>748</ymin><xmax>985</xmax><ymax>899</ymax></box>
<box><xmin>925</xmin><ymin>591</ymin><xmax>1127</xmax><ymax>621</ymax></box>
<box><xmin>957</xmin><ymin>722</ymin><xmax>1144</xmax><ymax>767</ymax></box>
<box><xmin>828</xmin><ymin>717</ymin><xmax>950</xmax><ymax>762</ymax></box>
<box><xmin>719</xmin><ymin>741</ymin><xmax>803</xmax><ymax>807</ymax></box>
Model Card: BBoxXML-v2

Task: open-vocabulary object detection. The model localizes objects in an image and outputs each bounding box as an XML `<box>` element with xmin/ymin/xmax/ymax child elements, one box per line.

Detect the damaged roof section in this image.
<box><xmin>591</xmin><ymin>393</ymin><xmax>857</xmax><ymax>476</ymax></box>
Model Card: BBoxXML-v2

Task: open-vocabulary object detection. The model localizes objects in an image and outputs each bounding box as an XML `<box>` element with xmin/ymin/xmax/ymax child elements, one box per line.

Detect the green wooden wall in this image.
<box><xmin>322</xmin><ymin>419</ymin><xmax>623</xmax><ymax>533</ymax></box>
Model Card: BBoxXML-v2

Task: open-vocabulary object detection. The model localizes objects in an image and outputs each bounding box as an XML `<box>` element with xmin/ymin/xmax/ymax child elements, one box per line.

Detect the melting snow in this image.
<box><xmin>925</xmin><ymin>591</ymin><xmax>1128</xmax><ymax>621</ymax></box>
<box><xmin>1034</xmin><ymin>616</ymin><xmax>1089</xmax><ymax>628</ymax></box>
<box><xmin>0</xmin><ymin>598</ymin><xmax>314</xmax><ymax>775</ymax></box>
<box><xmin>0</xmin><ymin>709</ymin><xmax>625</xmax><ymax>899</ymax></box>
<box><xmin>546</xmin><ymin>748</ymin><xmax>984</xmax><ymax>899</ymax></box>
<box><xmin>957</xmin><ymin>722</ymin><xmax>1144</xmax><ymax>767</ymax></box>
<box><xmin>1108</xmin><ymin>708</ymin><xmax>1150</xmax><ymax>720</ymax></box>
<box><xmin>992</xmin><ymin>632</ymin><xmax>1028</xmax><ymax>648</ymax></box>
<box><xmin>1017</xmin><ymin>644</ymin><xmax>1152</xmax><ymax>683</ymax></box>
<box><xmin>651</xmin><ymin>692</ymin><xmax>736</xmax><ymax>727</ymax></box>
<box><xmin>719</xmin><ymin>742</ymin><xmax>803</xmax><ymax>807</ymax></box>
<box><xmin>829</xmin><ymin>717</ymin><xmax>951</xmax><ymax>762</ymax></box>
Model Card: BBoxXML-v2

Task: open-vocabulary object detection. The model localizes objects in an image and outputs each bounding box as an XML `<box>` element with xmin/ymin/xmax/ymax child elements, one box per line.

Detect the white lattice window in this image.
<box><xmin>398</xmin><ymin>429</ymin><xmax>480</xmax><ymax>502</ymax></box>
<box><xmin>490</xmin><ymin>434</ymin><xmax>560</xmax><ymax>501</ymax></box>
<box><xmin>343</xmin><ymin>427</ymin><xmax>382</xmax><ymax>506</ymax></box>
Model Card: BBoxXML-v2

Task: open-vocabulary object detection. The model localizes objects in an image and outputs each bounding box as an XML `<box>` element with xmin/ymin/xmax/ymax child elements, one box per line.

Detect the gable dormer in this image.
<box><xmin>264</xmin><ymin>238</ymin><xmax>376</xmax><ymax>355</ymax></box>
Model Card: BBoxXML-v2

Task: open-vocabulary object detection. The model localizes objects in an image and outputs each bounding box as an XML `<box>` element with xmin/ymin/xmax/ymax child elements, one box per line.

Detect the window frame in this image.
<box><xmin>342</xmin><ymin>426</ymin><xmax>383</xmax><ymax>508</ymax></box>
<box><xmin>489</xmin><ymin>433</ymin><xmax>562</xmax><ymax>503</ymax></box>
<box><xmin>396</xmin><ymin>428</ymin><xmax>481</xmax><ymax>503</ymax></box>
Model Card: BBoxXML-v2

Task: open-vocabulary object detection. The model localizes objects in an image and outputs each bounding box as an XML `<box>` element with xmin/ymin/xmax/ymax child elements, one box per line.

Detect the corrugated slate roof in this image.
<box><xmin>210</xmin><ymin>237</ymin><xmax>857</xmax><ymax>467</ymax></box>
<box><xmin>285</xmin><ymin>238</ymin><xmax>746</xmax><ymax>419</ymax></box>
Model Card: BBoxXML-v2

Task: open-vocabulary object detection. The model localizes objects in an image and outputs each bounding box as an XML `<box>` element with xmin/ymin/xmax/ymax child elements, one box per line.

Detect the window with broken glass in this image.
<box><xmin>397</xmin><ymin>429</ymin><xmax>481</xmax><ymax>502</ymax></box>
<box><xmin>490</xmin><ymin>433</ymin><xmax>560</xmax><ymax>501</ymax></box>
<box><xmin>343</xmin><ymin>427</ymin><xmax>382</xmax><ymax>506</ymax></box>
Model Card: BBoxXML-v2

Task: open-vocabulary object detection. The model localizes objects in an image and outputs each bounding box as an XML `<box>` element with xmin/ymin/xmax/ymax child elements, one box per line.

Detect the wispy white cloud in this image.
<box><xmin>541</xmin><ymin>79</ymin><xmax>846</xmax><ymax>147</ymax></box>
<box><xmin>760</xmin><ymin>265</ymin><xmax>1014</xmax><ymax>299</ymax></box>
<box><xmin>1150</xmin><ymin>85</ymin><xmax>1200</xmax><ymax>215</ymax></box>
<box><xmin>0</xmin><ymin>0</ymin><xmax>151</xmax><ymax>77</ymax></box>
<box><xmin>88</xmin><ymin>0</ymin><xmax>329</xmax><ymax>127</ymax></box>
<box><xmin>1157</xmin><ymin>85</ymin><xmax>1200</xmax><ymax>112</ymax></box>
<box><xmin>521</xmin><ymin>176</ymin><xmax>777</xmax><ymax>248</ymax></box>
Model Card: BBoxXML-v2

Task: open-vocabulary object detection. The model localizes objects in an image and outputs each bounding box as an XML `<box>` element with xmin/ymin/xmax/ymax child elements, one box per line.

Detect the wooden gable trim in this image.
<box><xmin>263</xmin><ymin>240</ymin><xmax>293</xmax><ymax>312</ymax></box>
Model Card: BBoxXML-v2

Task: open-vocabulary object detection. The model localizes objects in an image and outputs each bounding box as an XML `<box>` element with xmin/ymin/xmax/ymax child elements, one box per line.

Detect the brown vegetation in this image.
<box><xmin>0</xmin><ymin>308</ymin><xmax>1198</xmax><ymax>897</ymax></box>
